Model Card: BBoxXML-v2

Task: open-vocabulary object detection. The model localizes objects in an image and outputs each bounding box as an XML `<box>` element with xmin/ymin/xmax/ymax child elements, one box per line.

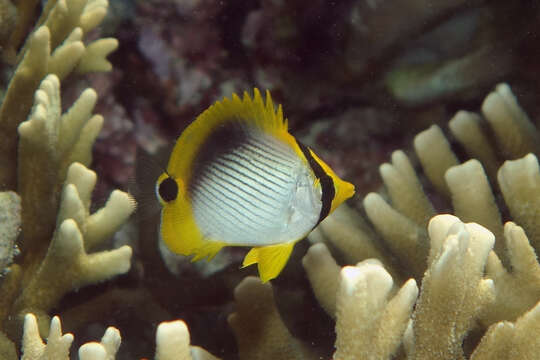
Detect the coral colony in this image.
<box><xmin>0</xmin><ymin>1</ymin><xmax>540</xmax><ymax>359</ymax></box>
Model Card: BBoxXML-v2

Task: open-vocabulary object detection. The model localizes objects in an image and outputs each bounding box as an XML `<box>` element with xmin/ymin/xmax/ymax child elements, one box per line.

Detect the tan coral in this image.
<box><xmin>228</xmin><ymin>277</ymin><xmax>314</xmax><ymax>360</ymax></box>
<box><xmin>0</xmin><ymin>2</ymin><xmax>132</xmax><ymax>352</ymax></box>
<box><xmin>78</xmin><ymin>327</ymin><xmax>121</xmax><ymax>360</ymax></box>
<box><xmin>231</xmin><ymin>261</ymin><xmax>417</xmax><ymax>360</ymax></box>
<box><xmin>306</xmin><ymin>83</ymin><xmax>540</xmax><ymax>359</ymax></box>
<box><xmin>363</xmin><ymin>192</ymin><xmax>429</xmax><ymax>279</ymax></box>
<box><xmin>357</xmin><ymin>83</ymin><xmax>540</xmax><ymax>283</ymax></box>
<box><xmin>305</xmin><ymin>214</ymin><xmax>538</xmax><ymax>360</ymax></box>
<box><xmin>445</xmin><ymin>159</ymin><xmax>504</xmax><ymax>255</ymax></box>
<box><xmin>481</xmin><ymin>83</ymin><xmax>540</xmax><ymax>158</ymax></box>
<box><xmin>21</xmin><ymin>314</ymin><xmax>73</xmax><ymax>360</ymax></box>
<box><xmin>0</xmin><ymin>0</ymin><xmax>117</xmax><ymax>189</ymax></box>
<box><xmin>481</xmin><ymin>222</ymin><xmax>540</xmax><ymax>326</ymax></box>
<box><xmin>471</xmin><ymin>301</ymin><xmax>540</xmax><ymax>359</ymax></box>
<box><xmin>4</xmin><ymin>161</ymin><xmax>133</xmax><ymax>341</ymax></box>
<box><xmin>302</xmin><ymin>243</ymin><xmax>340</xmax><ymax>317</ymax></box>
<box><xmin>498</xmin><ymin>153</ymin><xmax>540</xmax><ymax>249</ymax></box>
<box><xmin>20</xmin><ymin>314</ymin><xmax>220</xmax><ymax>360</ymax></box>
<box><xmin>413</xmin><ymin>124</ymin><xmax>459</xmax><ymax>197</ymax></box>
<box><xmin>448</xmin><ymin>111</ymin><xmax>499</xmax><ymax>179</ymax></box>
<box><xmin>411</xmin><ymin>215</ymin><xmax>495</xmax><ymax>360</ymax></box>
<box><xmin>13</xmin><ymin>162</ymin><xmax>132</xmax><ymax>313</ymax></box>
<box><xmin>312</xmin><ymin>204</ymin><xmax>397</xmax><ymax>278</ymax></box>
<box><xmin>155</xmin><ymin>320</ymin><xmax>220</xmax><ymax>360</ymax></box>
<box><xmin>17</xmin><ymin>74</ymin><xmax>104</xmax><ymax>256</ymax></box>
<box><xmin>334</xmin><ymin>261</ymin><xmax>418</xmax><ymax>360</ymax></box>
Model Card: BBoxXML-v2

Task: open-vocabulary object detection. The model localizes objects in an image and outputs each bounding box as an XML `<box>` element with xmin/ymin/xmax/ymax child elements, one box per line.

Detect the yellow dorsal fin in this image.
<box><xmin>242</xmin><ymin>242</ymin><xmax>296</xmax><ymax>283</ymax></box>
<box><xmin>167</xmin><ymin>88</ymin><xmax>289</xmax><ymax>182</ymax></box>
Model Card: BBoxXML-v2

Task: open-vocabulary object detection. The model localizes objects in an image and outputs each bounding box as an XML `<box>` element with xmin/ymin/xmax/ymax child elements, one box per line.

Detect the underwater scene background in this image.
<box><xmin>1</xmin><ymin>0</ymin><xmax>540</xmax><ymax>359</ymax></box>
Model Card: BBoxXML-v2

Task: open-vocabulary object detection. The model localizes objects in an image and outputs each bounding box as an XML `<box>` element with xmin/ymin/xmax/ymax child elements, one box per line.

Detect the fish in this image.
<box><xmin>156</xmin><ymin>89</ymin><xmax>355</xmax><ymax>282</ymax></box>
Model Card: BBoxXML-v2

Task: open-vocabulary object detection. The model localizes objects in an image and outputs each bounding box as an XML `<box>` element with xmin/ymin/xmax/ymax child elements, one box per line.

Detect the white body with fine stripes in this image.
<box><xmin>190</xmin><ymin>129</ymin><xmax>322</xmax><ymax>246</ymax></box>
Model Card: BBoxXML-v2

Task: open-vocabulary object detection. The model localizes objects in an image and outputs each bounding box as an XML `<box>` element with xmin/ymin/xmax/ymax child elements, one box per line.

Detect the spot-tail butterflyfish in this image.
<box><xmin>156</xmin><ymin>89</ymin><xmax>355</xmax><ymax>282</ymax></box>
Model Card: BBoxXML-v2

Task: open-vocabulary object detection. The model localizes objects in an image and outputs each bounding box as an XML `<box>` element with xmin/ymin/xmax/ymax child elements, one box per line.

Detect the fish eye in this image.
<box><xmin>158</xmin><ymin>176</ymin><xmax>178</xmax><ymax>202</ymax></box>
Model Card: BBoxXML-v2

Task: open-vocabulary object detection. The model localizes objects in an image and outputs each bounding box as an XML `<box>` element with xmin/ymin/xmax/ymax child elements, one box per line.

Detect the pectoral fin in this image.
<box><xmin>242</xmin><ymin>242</ymin><xmax>296</xmax><ymax>283</ymax></box>
<box><xmin>191</xmin><ymin>240</ymin><xmax>227</xmax><ymax>261</ymax></box>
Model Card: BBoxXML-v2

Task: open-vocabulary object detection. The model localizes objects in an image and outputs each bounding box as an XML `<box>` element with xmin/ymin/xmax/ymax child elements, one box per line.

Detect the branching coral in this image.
<box><xmin>0</xmin><ymin>0</ymin><xmax>117</xmax><ymax>189</ymax></box>
<box><xmin>301</xmin><ymin>215</ymin><xmax>540</xmax><ymax>359</ymax></box>
<box><xmin>8</xmin><ymin>161</ymin><xmax>132</xmax><ymax>331</ymax></box>
<box><xmin>13</xmin><ymin>213</ymin><xmax>540</xmax><ymax>359</ymax></box>
<box><xmin>19</xmin><ymin>313</ymin><xmax>220</xmax><ymax>360</ymax></box>
<box><xmin>334</xmin><ymin>261</ymin><xmax>417</xmax><ymax>360</ymax></box>
<box><xmin>0</xmin><ymin>0</ymin><xmax>133</xmax><ymax>358</ymax></box>
<box><xmin>315</xmin><ymin>82</ymin><xmax>540</xmax><ymax>289</ymax></box>
<box><xmin>1</xmin><ymin>2</ymin><xmax>538</xmax><ymax>356</ymax></box>
<box><xmin>228</xmin><ymin>277</ymin><xmax>315</xmax><ymax>360</ymax></box>
<box><xmin>410</xmin><ymin>215</ymin><xmax>495</xmax><ymax>359</ymax></box>
<box><xmin>228</xmin><ymin>259</ymin><xmax>417</xmax><ymax>359</ymax></box>
<box><xmin>304</xmin><ymin>83</ymin><xmax>540</xmax><ymax>358</ymax></box>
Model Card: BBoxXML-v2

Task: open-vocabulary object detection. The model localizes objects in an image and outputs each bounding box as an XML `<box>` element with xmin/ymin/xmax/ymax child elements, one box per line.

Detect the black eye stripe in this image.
<box><xmin>159</xmin><ymin>177</ymin><xmax>178</xmax><ymax>202</ymax></box>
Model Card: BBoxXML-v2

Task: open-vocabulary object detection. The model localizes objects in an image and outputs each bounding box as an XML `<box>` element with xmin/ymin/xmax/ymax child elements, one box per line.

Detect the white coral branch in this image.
<box><xmin>21</xmin><ymin>314</ymin><xmax>73</xmax><ymax>360</ymax></box>
<box><xmin>334</xmin><ymin>261</ymin><xmax>418</xmax><ymax>360</ymax></box>
<box><xmin>13</xmin><ymin>162</ymin><xmax>133</xmax><ymax>316</ymax></box>
<box><xmin>411</xmin><ymin>215</ymin><xmax>495</xmax><ymax>359</ymax></box>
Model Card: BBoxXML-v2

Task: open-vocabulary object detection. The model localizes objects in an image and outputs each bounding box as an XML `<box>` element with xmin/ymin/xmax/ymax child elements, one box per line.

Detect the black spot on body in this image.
<box><xmin>159</xmin><ymin>177</ymin><xmax>178</xmax><ymax>202</ymax></box>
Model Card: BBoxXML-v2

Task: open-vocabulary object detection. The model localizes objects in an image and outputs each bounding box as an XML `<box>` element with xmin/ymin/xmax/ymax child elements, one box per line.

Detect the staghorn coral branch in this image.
<box><xmin>412</xmin><ymin>215</ymin><xmax>495</xmax><ymax>360</ymax></box>
<box><xmin>445</xmin><ymin>159</ymin><xmax>505</xmax><ymax>257</ymax></box>
<box><xmin>334</xmin><ymin>261</ymin><xmax>418</xmax><ymax>360</ymax></box>
<box><xmin>0</xmin><ymin>26</ymin><xmax>49</xmax><ymax>189</ymax></box>
<box><xmin>379</xmin><ymin>150</ymin><xmax>435</xmax><ymax>227</ymax></box>
<box><xmin>413</xmin><ymin>125</ymin><xmax>459</xmax><ymax>198</ymax></box>
<box><xmin>79</xmin><ymin>0</ymin><xmax>108</xmax><ymax>33</ymax></box>
<box><xmin>302</xmin><ymin>243</ymin><xmax>340</xmax><ymax>317</ymax></box>
<box><xmin>78</xmin><ymin>327</ymin><xmax>120</xmax><ymax>360</ymax></box>
<box><xmin>21</xmin><ymin>314</ymin><xmax>73</xmax><ymax>360</ymax></box>
<box><xmin>20</xmin><ymin>314</ymin><xmax>220</xmax><ymax>360</ymax></box>
<box><xmin>313</xmin><ymin>204</ymin><xmax>398</xmax><ymax>278</ymax></box>
<box><xmin>497</xmin><ymin>153</ymin><xmax>540</xmax><ymax>249</ymax></box>
<box><xmin>0</xmin><ymin>0</ymin><xmax>116</xmax><ymax>190</ymax></box>
<box><xmin>471</xmin><ymin>301</ymin><xmax>540</xmax><ymax>359</ymax></box>
<box><xmin>17</xmin><ymin>74</ymin><xmax>104</xmax><ymax>256</ymax></box>
<box><xmin>448</xmin><ymin>111</ymin><xmax>500</xmax><ymax>179</ymax></box>
<box><xmin>228</xmin><ymin>277</ymin><xmax>314</xmax><ymax>360</ymax></box>
<box><xmin>9</xmin><ymin>162</ymin><xmax>133</xmax><ymax>339</ymax></box>
<box><xmin>363</xmin><ymin>192</ymin><xmax>428</xmax><ymax>279</ymax></box>
<box><xmin>47</xmin><ymin>27</ymin><xmax>85</xmax><ymax>80</ymax></box>
<box><xmin>155</xmin><ymin>320</ymin><xmax>220</xmax><ymax>360</ymax></box>
<box><xmin>76</xmin><ymin>38</ymin><xmax>119</xmax><ymax>73</ymax></box>
<box><xmin>481</xmin><ymin>222</ymin><xmax>540</xmax><ymax>326</ymax></box>
<box><xmin>13</xmin><ymin>216</ymin><xmax>131</xmax><ymax>316</ymax></box>
<box><xmin>482</xmin><ymin>83</ymin><xmax>540</xmax><ymax>158</ymax></box>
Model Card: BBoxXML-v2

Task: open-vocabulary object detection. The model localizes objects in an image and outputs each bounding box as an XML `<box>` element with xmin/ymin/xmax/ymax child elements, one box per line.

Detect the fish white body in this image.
<box><xmin>190</xmin><ymin>128</ymin><xmax>322</xmax><ymax>246</ymax></box>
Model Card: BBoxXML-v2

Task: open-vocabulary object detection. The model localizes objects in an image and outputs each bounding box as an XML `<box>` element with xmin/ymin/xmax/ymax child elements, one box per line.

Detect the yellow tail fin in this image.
<box><xmin>242</xmin><ymin>242</ymin><xmax>296</xmax><ymax>283</ymax></box>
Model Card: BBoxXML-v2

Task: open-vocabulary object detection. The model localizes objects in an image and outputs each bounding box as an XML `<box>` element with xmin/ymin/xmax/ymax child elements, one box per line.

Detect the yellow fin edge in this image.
<box><xmin>167</xmin><ymin>88</ymin><xmax>288</xmax><ymax>182</ymax></box>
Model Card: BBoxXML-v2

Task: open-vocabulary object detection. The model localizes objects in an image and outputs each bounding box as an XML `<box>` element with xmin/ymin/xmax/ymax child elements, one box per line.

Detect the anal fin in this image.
<box><xmin>242</xmin><ymin>242</ymin><xmax>296</xmax><ymax>283</ymax></box>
